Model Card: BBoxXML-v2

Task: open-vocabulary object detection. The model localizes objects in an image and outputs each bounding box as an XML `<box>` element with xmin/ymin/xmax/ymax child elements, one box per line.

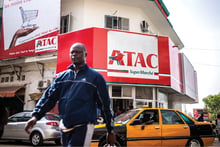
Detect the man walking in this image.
<box><xmin>25</xmin><ymin>42</ymin><xmax>115</xmax><ymax>146</ymax></box>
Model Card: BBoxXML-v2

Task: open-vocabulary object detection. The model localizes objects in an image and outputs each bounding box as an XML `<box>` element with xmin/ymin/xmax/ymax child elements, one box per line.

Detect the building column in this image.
<box><xmin>152</xmin><ymin>87</ymin><xmax>157</xmax><ymax>108</ymax></box>
<box><xmin>132</xmin><ymin>86</ymin><xmax>136</xmax><ymax>108</ymax></box>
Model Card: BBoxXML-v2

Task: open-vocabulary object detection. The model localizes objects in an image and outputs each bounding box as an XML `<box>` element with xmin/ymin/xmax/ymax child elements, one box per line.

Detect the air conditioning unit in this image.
<box><xmin>38</xmin><ymin>80</ymin><xmax>51</xmax><ymax>90</ymax></box>
<box><xmin>140</xmin><ymin>20</ymin><xmax>149</xmax><ymax>32</ymax></box>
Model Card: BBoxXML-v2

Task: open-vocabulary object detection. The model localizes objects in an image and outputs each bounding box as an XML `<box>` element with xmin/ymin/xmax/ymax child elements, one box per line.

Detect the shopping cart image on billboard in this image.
<box><xmin>19</xmin><ymin>6</ymin><xmax>39</xmax><ymax>29</ymax></box>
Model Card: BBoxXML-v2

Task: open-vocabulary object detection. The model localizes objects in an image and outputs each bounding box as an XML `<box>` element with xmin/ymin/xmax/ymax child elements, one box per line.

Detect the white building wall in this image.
<box><xmin>23</xmin><ymin>62</ymin><xmax>57</xmax><ymax>110</ymax></box>
<box><xmin>61</xmin><ymin>0</ymin><xmax>85</xmax><ymax>31</ymax></box>
<box><xmin>62</xmin><ymin>0</ymin><xmax>158</xmax><ymax>34</ymax></box>
<box><xmin>0</xmin><ymin>59</ymin><xmax>57</xmax><ymax>111</ymax></box>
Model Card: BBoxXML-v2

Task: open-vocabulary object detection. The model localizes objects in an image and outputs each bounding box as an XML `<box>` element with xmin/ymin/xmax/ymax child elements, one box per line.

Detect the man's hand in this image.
<box><xmin>24</xmin><ymin>117</ymin><xmax>37</xmax><ymax>134</ymax></box>
<box><xmin>106</xmin><ymin>132</ymin><xmax>116</xmax><ymax>146</ymax></box>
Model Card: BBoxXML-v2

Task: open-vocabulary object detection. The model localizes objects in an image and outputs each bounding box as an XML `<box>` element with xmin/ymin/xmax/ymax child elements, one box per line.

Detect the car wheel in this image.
<box><xmin>99</xmin><ymin>140</ymin><xmax>121</xmax><ymax>147</ymax></box>
<box><xmin>30</xmin><ymin>131</ymin><xmax>43</xmax><ymax>146</ymax></box>
<box><xmin>186</xmin><ymin>138</ymin><xmax>202</xmax><ymax>147</ymax></box>
<box><xmin>55</xmin><ymin>138</ymin><xmax>61</xmax><ymax>145</ymax></box>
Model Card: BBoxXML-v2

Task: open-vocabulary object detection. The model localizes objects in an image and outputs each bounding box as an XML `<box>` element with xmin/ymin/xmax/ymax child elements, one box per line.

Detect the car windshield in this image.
<box><xmin>114</xmin><ymin>109</ymin><xmax>140</xmax><ymax>124</ymax></box>
<box><xmin>45</xmin><ymin>113</ymin><xmax>60</xmax><ymax>121</ymax></box>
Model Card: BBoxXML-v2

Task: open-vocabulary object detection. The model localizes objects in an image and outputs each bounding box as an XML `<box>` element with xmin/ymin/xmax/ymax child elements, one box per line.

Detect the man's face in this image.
<box><xmin>69</xmin><ymin>45</ymin><xmax>86</xmax><ymax>66</ymax></box>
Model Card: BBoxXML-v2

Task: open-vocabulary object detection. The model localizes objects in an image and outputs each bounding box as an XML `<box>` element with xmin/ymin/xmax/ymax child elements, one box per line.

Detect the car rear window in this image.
<box><xmin>45</xmin><ymin>113</ymin><xmax>60</xmax><ymax>121</ymax></box>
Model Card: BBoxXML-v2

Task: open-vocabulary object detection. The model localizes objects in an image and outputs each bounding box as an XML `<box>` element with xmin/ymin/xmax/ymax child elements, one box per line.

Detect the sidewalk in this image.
<box><xmin>210</xmin><ymin>138</ymin><xmax>220</xmax><ymax>147</ymax></box>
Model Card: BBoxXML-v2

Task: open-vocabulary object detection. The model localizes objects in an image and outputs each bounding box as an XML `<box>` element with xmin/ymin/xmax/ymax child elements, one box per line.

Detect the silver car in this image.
<box><xmin>1</xmin><ymin>112</ymin><xmax>61</xmax><ymax>146</ymax></box>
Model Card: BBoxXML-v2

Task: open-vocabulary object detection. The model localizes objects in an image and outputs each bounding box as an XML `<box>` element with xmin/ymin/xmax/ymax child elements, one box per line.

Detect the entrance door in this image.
<box><xmin>127</xmin><ymin>109</ymin><xmax>161</xmax><ymax>146</ymax></box>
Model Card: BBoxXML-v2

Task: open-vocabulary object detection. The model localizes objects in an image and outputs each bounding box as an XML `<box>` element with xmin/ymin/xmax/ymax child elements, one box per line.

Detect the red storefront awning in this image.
<box><xmin>0</xmin><ymin>86</ymin><xmax>24</xmax><ymax>97</ymax></box>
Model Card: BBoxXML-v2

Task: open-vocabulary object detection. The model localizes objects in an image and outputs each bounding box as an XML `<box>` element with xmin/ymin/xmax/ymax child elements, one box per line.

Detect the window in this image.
<box><xmin>122</xmin><ymin>86</ymin><xmax>132</xmax><ymax>97</ymax></box>
<box><xmin>132</xmin><ymin>110</ymin><xmax>159</xmax><ymax>125</ymax></box>
<box><xmin>1</xmin><ymin>77</ymin><xmax>4</xmax><ymax>83</ymax></box>
<box><xmin>136</xmin><ymin>87</ymin><xmax>152</xmax><ymax>99</ymax></box>
<box><xmin>105</xmin><ymin>15</ymin><xmax>129</xmax><ymax>31</ymax></box>
<box><xmin>21</xmin><ymin>75</ymin><xmax>25</xmax><ymax>81</ymax></box>
<box><xmin>161</xmin><ymin>110</ymin><xmax>184</xmax><ymax>124</ymax></box>
<box><xmin>112</xmin><ymin>86</ymin><xmax>121</xmax><ymax>97</ymax></box>
<box><xmin>112</xmin><ymin>86</ymin><xmax>133</xmax><ymax>97</ymax></box>
<box><xmin>10</xmin><ymin>76</ymin><xmax>14</xmax><ymax>82</ymax></box>
<box><xmin>5</xmin><ymin>77</ymin><xmax>9</xmax><ymax>82</ymax></box>
<box><xmin>8</xmin><ymin>113</ymin><xmax>24</xmax><ymax>122</ymax></box>
<box><xmin>60</xmin><ymin>14</ymin><xmax>71</xmax><ymax>34</ymax></box>
<box><xmin>178</xmin><ymin>112</ymin><xmax>194</xmax><ymax>124</ymax></box>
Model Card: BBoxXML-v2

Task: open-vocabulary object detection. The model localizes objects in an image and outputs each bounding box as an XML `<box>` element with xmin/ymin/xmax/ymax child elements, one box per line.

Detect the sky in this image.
<box><xmin>163</xmin><ymin>0</ymin><xmax>220</xmax><ymax>110</ymax></box>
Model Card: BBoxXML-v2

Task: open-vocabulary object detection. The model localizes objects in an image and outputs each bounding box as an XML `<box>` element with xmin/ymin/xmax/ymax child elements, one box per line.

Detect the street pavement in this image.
<box><xmin>210</xmin><ymin>137</ymin><xmax>220</xmax><ymax>147</ymax></box>
<box><xmin>0</xmin><ymin>138</ymin><xmax>220</xmax><ymax>146</ymax></box>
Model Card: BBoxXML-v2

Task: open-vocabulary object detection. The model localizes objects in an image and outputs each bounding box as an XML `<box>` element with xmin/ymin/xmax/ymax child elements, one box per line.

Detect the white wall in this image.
<box><xmin>61</xmin><ymin>0</ymin><xmax>158</xmax><ymax>34</ymax></box>
<box><xmin>24</xmin><ymin>62</ymin><xmax>57</xmax><ymax>110</ymax></box>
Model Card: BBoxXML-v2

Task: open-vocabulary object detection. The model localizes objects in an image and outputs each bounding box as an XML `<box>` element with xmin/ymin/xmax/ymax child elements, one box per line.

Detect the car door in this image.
<box><xmin>127</xmin><ymin>109</ymin><xmax>161</xmax><ymax>146</ymax></box>
<box><xmin>3</xmin><ymin>113</ymin><xmax>24</xmax><ymax>138</ymax></box>
<box><xmin>15</xmin><ymin>113</ymin><xmax>31</xmax><ymax>139</ymax></box>
<box><xmin>161</xmin><ymin>110</ymin><xmax>190</xmax><ymax>146</ymax></box>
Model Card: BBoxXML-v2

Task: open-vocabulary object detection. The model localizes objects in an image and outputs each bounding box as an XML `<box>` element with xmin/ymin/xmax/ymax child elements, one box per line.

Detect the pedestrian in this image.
<box><xmin>198</xmin><ymin>113</ymin><xmax>204</xmax><ymax>122</ymax></box>
<box><xmin>24</xmin><ymin>42</ymin><xmax>115</xmax><ymax>146</ymax></box>
<box><xmin>0</xmin><ymin>98</ymin><xmax>8</xmax><ymax>138</ymax></box>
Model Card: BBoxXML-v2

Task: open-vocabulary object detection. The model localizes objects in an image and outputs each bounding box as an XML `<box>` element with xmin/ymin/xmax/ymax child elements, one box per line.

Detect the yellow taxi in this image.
<box><xmin>91</xmin><ymin>107</ymin><xmax>215</xmax><ymax>147</ymax></box>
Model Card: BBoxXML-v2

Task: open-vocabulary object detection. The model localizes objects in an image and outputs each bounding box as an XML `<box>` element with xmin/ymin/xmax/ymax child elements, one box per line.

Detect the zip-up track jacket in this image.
<box><xmin>32</xmin><ymin>64</ymin><xmax>113</xmax><ymax>133</ymax></box>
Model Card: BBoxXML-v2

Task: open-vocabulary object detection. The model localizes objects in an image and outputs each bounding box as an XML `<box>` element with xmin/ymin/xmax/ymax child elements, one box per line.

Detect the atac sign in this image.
<box><xmin>35</xmin><ymin>36</ymin><xmax>58</xmax><ymax>52</ymax></box>
<box><xmin>107</xmin><ymin>31</ymin><xmax>159</xmax><ymax>79</ymax></box>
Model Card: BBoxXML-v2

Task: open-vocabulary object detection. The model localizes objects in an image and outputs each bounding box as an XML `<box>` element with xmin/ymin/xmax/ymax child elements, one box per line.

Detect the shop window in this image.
<box><xmin>122</xmin><ymin>86</ymin><xmax>132</xmax><ymax>97</ymax></box>
<box><xmin>136</xmin><ymin>87</ymin><xmax>152</xmax><ymax>99</ymax></box>
<box><xmin>135</xmin><ymin>99</ymin><xmax>148</xmax><ymax>108</ymax></box>
<box><xmin>105</xmin><ymin>15</ymin><xmax>129</xmax><ymax>31</ymax></box>
<box><xmin>112</xmin><ymin>86</ymin><xmax>121</xmax><ymax>97</ymax></box>
<box><xmin>112</xmin><ymin>86</ymin><xmax>133</xmax><ymax>97</ymax></box>
<box><xmin>158</xmin><ymin>90</ymin><xmax>168</xmax><ymax>108</ymax></box>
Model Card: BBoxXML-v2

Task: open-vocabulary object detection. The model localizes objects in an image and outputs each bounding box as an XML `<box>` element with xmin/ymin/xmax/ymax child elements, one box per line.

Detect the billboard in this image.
<box><xmin>169</xmin><ymin>39</ymin><xmax>183</xmax><ymax>93</ymax></box>
<box><xmin>181</xmin><ymin>53</ymin><xmax>198</xmax><ymax>100</ymax></box>
<box><xmin>193</xmin><ymin>109</ymin><xmax>209</xmax><ymax>121</ymax></box>
<box><xmin>107</xmin><ymin>31</ymin><xmax>159</xmax><ymax>80</ymax></box>
<box><xmin>0</xmin><ymin>0</ymin><xmax>60</xmax><ymax>59</ymax></box>
<box><xmin>57</xmin><ymin>28</ymin><xmax>173</xmax><ymax>87</ymax></box>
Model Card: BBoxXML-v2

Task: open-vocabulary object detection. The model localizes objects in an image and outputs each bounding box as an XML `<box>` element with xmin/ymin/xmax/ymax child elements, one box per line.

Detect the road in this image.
<box><xmin>0</xmin><ymin>140</ymin><xmax>58</xmax><ymax>146</ymax></box>
<box><xmin>0</xmin><ymin>138</ymin><xmax>220</xmax><ymax>146</ymax></box>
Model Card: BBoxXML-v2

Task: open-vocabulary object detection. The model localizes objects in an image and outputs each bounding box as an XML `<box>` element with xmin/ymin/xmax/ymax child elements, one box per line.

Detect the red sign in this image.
<box><xmin>193</xmin><ymin>109</ymin><xmax>209</xmax><ymax>121</ymax></box>
<box><xmin>0</xmin><ymin>0</ymin><xmax>60</xmax><ymax>59</ymax></box>
<box><xmin>56</xmin><ymin>28</ymin><xmax>184</xmax><ymax>90</ymax></box>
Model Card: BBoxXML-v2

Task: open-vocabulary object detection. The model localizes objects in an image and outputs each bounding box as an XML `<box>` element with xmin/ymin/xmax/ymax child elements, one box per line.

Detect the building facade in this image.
<box><xmin>0</xmin><ymin>0</ymin><xmax>198</xmax><ymax>116</ymax></box>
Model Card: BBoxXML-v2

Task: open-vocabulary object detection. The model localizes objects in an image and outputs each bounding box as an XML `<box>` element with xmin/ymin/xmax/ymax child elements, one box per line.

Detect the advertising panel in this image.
<box><xmin>193</xmin><ymin>109</ymin><xmax>209</xmax><ymax>121</ymax></box>
<box><xmin>181</xmin><ymin>53</ymin><xmax>198</xmax><ymax>100</ymax></box>
<box><xmin>169</xmin><ymin>39</ymin><xmax>183</xmax><ymax>93</ymax></box>
<box><xmin>107</xmin><ymin>31</ymin><xmax>159</xmax><ymax>80</ymax></box>
<box><xmin>57</xmin><ymin>28</ymin><xmax>172</xmax><ymax>87</ymax></box>
<box><xmin>0</xmin><ymin>0</ymin><xmax>60</xmax><ymax>59</ymax></box>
